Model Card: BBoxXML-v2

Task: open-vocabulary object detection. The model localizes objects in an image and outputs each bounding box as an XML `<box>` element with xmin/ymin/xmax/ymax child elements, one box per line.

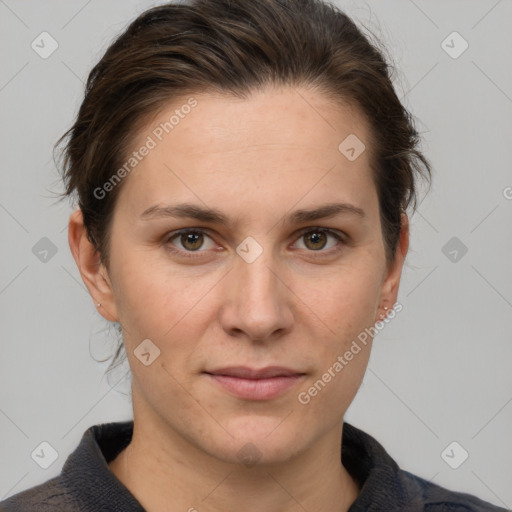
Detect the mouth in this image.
<box><xmin>204</xmin><ymin>366</ymin><xmax>306</xmax><ymax>401</ymax></box>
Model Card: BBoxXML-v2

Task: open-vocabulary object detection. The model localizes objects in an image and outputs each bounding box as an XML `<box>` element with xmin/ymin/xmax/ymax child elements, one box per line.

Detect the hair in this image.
<box><xmin>55</xmin><ymin>0</ymin><xmax>432</xmax><ymax>374</ymax></box>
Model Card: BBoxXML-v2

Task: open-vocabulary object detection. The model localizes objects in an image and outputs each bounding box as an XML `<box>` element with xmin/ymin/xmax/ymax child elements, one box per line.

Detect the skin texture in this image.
<box><xmin>69</xmin><ymin>85</ymin><xmax>409</xmax><ymax>512</ymax></box>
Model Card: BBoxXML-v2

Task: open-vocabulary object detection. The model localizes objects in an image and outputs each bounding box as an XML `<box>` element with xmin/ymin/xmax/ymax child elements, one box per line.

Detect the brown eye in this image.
<box><xmin>180</xmin><ymin>232</ymin><xmax>204</xmax><ymax>251</ymax></box>
<box><xmin>293</xmin><ymin>228</ymin><xmax>345</xmax><ymax>255</ymax></box>
<box><xmin>166</xmin><ymin>229</ymin><xmax>216</xmax><ymax>257</ymax></box>
<box><xmin>303</xmin><ymin>230</ymin><xmax>328</xmax><ymax>250</ymax></box>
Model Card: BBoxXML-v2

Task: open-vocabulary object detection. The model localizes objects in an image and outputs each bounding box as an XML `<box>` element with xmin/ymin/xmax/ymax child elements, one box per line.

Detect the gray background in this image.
<box><xmin>1</xmin><ymin>0</ymin><xmax>511</xmax><ymax>507</ymax></box>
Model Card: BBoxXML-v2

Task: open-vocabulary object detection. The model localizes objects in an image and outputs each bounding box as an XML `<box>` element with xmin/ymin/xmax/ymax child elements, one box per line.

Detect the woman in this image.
<box><xmin>0</xmin><ymin>0</ymin><xmax>507</xmax><ymax>510</ymax></box>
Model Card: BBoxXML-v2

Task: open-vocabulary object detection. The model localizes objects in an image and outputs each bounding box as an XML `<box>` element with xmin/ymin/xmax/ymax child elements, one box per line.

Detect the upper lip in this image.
<box><xmin>205</xmin><ymin>366</ymin><xmax>304</xmax><ymax>379</ymax></box>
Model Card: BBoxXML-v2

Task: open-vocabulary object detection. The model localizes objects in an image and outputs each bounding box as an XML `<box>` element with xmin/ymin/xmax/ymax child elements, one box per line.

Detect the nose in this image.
<box><xmin>219</xmin><ymin>250</ymin><xmax>294</xmax><ymax>343</ymax></box>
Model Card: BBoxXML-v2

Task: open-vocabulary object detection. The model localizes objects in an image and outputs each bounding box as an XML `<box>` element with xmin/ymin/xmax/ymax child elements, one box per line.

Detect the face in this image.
<box><xmin>73</xmin><ymin>85</ymin><xmax>407</xmax><ymax>466</ymax></box>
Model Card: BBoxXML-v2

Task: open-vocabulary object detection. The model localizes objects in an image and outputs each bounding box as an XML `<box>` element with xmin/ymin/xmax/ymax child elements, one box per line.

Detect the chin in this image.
<box><xmin>210</xmin><ymin>416</ymin><xmax>308</xmax><ymax>467</ymax></box>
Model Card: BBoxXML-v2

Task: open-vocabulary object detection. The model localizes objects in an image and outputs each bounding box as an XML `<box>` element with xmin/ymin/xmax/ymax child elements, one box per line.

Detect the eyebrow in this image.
<box><xmin>139</xmin><ymin>202</ymin><xmax>365</xmax><ymax>227</ymax></box>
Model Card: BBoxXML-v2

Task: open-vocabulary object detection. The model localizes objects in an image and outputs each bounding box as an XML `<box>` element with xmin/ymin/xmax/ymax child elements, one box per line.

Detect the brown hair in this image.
<box><xmin>55</xmin><ymin>0</ymin><xmax>432</xmax><ymax>371</ymax></box>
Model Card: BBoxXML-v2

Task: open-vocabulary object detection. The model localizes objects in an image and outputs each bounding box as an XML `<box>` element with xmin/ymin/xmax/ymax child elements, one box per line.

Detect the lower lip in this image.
<box><xmin>206</xmin><ymin>374</ymin><xmax>305</xmax><ymax>400</ymax></box>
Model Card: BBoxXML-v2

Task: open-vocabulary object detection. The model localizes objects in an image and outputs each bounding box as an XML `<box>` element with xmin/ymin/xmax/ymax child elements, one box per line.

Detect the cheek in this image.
<box><xmin>298</xmin><ymin>257</ymin><xmax>382</xmax><ymax>401</ymax></box>
<box><xmin>295</xmin><ymin>268</ymin><xmax>378</xmax><ymax>424</ymax></box>
<box><xmin>109</xmin><ymin>249</ymin><xmax>221</xmax><ymax>377</ymax></box>
<box><xmin>307</xmin><ymin>259</ymin><xmax>382</xmax><ymax>335</ymax></box>
<box><xmin>110</xmin><ymin>246</ymin><xmax>187</xmax><ymax>328</ymax></box>
<box><xmin>131</xmin><ymin>358</ymin><xmax>207</xmax><ymax>439</ymax></box>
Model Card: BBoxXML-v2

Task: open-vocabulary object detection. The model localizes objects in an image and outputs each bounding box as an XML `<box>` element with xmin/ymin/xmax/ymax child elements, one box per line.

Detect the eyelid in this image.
<box><xmin>293</xmin><ymin>226</ymin><xmax>346</xmax><ymax>242</ymax></box>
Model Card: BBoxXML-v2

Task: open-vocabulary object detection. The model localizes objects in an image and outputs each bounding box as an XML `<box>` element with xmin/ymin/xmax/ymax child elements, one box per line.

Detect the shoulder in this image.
<box><xmin>342</xmin><ymin>423</ymin><xmax>508</xmax><ymax>512</ymax></box>
<box><xmin>0</xmin><ymin>420</ymin><xmax>138</xmax><ymax>512</ymax></box>
<box><xmin>398</xmin><ymin>469</ymin><xmax>510</xmax><ymax>512</ymax></box>
<box><xmin>0</xmin><ymin>476</ymin><xmax>80</xmax><ymax>512</ymax></box>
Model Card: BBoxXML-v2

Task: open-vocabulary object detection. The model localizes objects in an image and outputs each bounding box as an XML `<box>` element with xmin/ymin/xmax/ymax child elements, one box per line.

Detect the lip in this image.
<box><xmin>204</xmin><ymin>366</ymin><xmax>306</xmax><ymax>400</ymax></box>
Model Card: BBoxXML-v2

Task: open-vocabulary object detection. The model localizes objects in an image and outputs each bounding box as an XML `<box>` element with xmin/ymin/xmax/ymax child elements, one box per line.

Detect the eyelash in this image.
<box><xmin>163</xmin><ymin>227</ymin><xmax>347</xmax><ymax>260</ymax></box>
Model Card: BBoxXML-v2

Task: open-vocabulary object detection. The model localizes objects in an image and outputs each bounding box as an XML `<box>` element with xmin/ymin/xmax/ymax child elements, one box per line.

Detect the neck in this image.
<box><xmin>109</xmin><ymin>400</ymin><xmax>360</xmax><ymax>512</ymax></box>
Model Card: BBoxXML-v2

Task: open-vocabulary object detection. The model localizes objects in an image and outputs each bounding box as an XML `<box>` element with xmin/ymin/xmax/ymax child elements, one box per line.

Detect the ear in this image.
<box><xmin>376</xmin><ymin>212</ymin><xmax>409</xmax><ymax>320</ymax></box>
<box><xmin>68</xmin><ymin>208</ymin><xmax>119</xmax><ymax>322</ymax></box>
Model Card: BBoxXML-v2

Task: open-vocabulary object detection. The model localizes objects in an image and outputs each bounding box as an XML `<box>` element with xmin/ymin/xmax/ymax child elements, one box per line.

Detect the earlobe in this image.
<box><xmin>68</xmin><ymin>208</ymin><xmax>119</xmax><ymax>322</ymax></box>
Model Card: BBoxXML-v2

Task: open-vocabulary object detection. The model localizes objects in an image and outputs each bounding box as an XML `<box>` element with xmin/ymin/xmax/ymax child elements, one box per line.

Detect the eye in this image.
<box><xmin>163</xmin><ymin>227</ymin><xmax>346</xmax><ymax>260</ymax></box>
<box><xmin>165</xmin><ymin>229</ymin><xmax>217</xmax><ymax>258</ymax></box>
<box><xmin>292</xmin><ymin>227</ymin><xmax>346</xmax><ymax>255</ymax></box>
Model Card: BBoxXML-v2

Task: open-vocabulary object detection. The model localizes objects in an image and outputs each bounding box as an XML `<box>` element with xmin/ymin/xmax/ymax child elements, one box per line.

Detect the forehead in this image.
<box><xmin>147</xmin><ymin>86</ymin><xmax>368</xmax><ymax>150</ymax></box>
<box><xmin>116</xmin><ymin>85</ymin><xmax>377</xmax><ymax>222</ymax></box>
